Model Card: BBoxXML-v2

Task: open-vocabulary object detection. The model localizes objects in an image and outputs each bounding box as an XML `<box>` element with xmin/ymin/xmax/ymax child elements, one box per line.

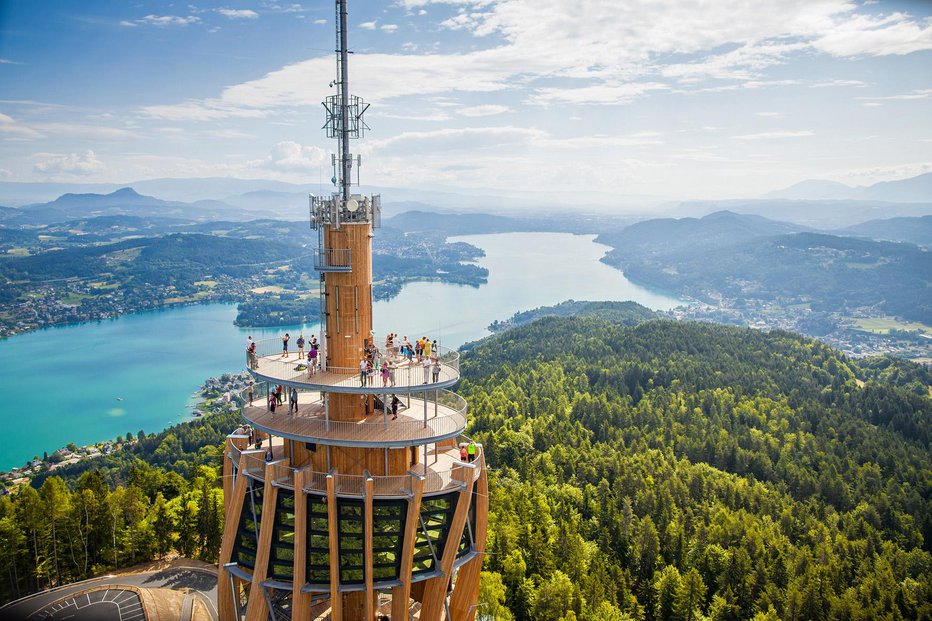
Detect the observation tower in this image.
<box><xmin>218</xmin><ymin>2</ymin><xmax>488</xmax><ymax>620</ymax></box>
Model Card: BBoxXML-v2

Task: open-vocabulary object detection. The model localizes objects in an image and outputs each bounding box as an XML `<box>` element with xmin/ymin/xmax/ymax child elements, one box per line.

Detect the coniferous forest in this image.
<box><xmin>460</xmin><ymin>317</ymin><xmax>931</xmax><ymax>621</ymax></box>
<box><xmin>0</xmin><ymin>314</ymin><xmax>929</xmax><ymax>620</ymax></box>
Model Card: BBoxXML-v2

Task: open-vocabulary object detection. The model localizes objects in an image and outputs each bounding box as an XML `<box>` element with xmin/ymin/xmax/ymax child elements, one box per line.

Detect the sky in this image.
<box><xmin>1</xmin><ymin>0</ymin><xmax>931</xmax><ymax>201</ymax></box>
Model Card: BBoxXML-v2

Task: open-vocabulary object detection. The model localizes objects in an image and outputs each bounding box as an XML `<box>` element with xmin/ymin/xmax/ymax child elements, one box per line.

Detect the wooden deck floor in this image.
<box><xmin>235</xmin><ymin>438</ymin><xmax>480</xmax><ymax>497</ymax></box>
<box><xmin>249</xmin><ymin>352</ymin><xmax>459</xmax><ymax>393</ymax></box>
<box><xmin>241</xmin><ymin>393</ymin><xmax>465</xmax><ymax>446</ymax></box>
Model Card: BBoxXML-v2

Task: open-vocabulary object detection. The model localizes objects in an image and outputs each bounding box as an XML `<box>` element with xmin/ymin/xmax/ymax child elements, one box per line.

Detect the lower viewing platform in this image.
<box><xmin>227</xmin><ymin>436</ymin><xmax>482</xmax><ymax>498</ymax></box>
<box><xmin>241</xmin><ymin>389</ymin><xmax>467</xmax><ymax>447</ymax></box>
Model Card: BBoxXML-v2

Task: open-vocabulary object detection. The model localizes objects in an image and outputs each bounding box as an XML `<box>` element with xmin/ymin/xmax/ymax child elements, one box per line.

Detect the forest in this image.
<box><xmin>460</xmin><ymin>317</ymin><xmax>931</xmax><ymax>620</ymax></box>
<box><xmin>0</xmin><ymin>314</ymin><xmax>929</xmax><ymax>620</ymax></box>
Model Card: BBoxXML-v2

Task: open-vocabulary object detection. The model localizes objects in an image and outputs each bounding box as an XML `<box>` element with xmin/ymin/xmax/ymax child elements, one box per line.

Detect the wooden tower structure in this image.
<box><xmin>217</xmin><ymin>2</ymin><xmax>488</xmax><ymax>619</ymax></box>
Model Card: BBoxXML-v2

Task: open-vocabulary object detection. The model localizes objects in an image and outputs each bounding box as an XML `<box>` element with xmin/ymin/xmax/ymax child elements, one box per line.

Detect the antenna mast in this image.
<box><xmin>324</xmin><ymin>0</ymin><xmax>369</xmax><ymax>202</ymax></box>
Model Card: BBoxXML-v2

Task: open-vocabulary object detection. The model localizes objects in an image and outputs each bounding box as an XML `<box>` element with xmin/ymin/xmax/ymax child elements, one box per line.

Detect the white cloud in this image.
<box><xmin>381</xmin><ymin>24</ymin><xmax>399</xmax><ymax>33</ymax></box>
<box><xmin>250</xmin><ymin>141</ymin><xmax>328</xmax><ymax>172</ymax></box>
<box><xmin>859</xmin><ymin>88</ymin><xmax>932</xmax><ymax>101</ymax></box>
<box><xmin>314</xmin><ymin>19</ymin><xmax>326</xmax><ymax>25</ymax></box>
<box><xmin>756</xmin><ymin>112</ymin><xmax>784</xmax><ymax>118</ymax></box>
<box><xmin>365</xmin><ymin>126</ymin><xmax>546</xmax><ymax>154</ymax></box>
<box><xmin>359</xmin><ymin>21</ymin><xmax>377</xmax><ymax>30</ymax></box>
<box><xmin>0</xmin><ymin>59</ymin><xmax>20</xmax><ymax>64</ymax></box>
<box><xmin>731</xmin><ymin>131</ymin><xmax>814</xmax><ymax>140</ymax></box>
<box><xmin>457</xmin><ymin>104</ymin><xmax>510</xmax><ymax>117</ymax></box>
<box><xmin>32</xmin><ymin>150</ymin><xmax>104</xmax><ymax>176</ymax></box>
<box><xmin>0</xmin><ymin>168</ymin><xmax>11</xmax><ymax>179</ymax></box>
<box><xmin>218</xmin><ymin>9</ymin><xmax>259</xmax><ymax>19</ymax></box>
<box><xmin>812</xmin><ymin>12</ymin><xmax>932</xmax><ymax>56</ymax></box>
<box><xmin>133</xmin><ymin>15</ymin><xmax>201</xmax><ymax>27</ymax></box>
<box><xmin>0</xmin><ymin>112</ymin><xmax>42</xmax><ymax>139</ymax></box>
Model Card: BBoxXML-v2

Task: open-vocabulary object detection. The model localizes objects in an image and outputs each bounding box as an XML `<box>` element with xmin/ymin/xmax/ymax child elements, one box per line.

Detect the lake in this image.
<box><xmin>0</xmin><ymin>232</ymin><xmax>682</xmax><ymax>470</ymax></box>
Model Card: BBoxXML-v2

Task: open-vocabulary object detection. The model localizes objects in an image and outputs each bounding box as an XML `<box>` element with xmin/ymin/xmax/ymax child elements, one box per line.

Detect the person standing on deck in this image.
<box><xmin>432</xmin><ymin>357</ymin><xmax>441</xmax><ymax>383</ymax></box>
<box><xmin>423</xmin><ymin>355</ymin><xmax>431</xmax><ymax>384</ymax></box>
<box><xmin>424</xmin><ymin>338</ymin><xmax>432</xmax><ymax>359</ymax></box>
<box><xmin>391</xmin><ymin>394</ymin><xmax>400</xmax><ymax>420</ymax></box>
<box><xmin>388</xmin><ymin>360</ymin><xmax>396</xmax><ymax>387</ymax></box>
<box><xmin>307</xmin><ymin>346</ymin><xmax>318</xmax><ymax>378</ymax></box>
<box><xmin>297</xmin><ymin>334</ymin><xmax>305</xmax><ymax>359</ymax></box>
<box><xmin>360</xmin><ymin>358</ymin><xmax>368</xmax><ymax>386</ymax></box>
<box><xmin>281</xmin><ymin>333</ymin><xmax>290</xmax><ymax>358</ymax></box>
<box><xmin>381</xmin><ymin>361</ymin><xmax>390</xmax><ymax>387</ymax></box>
<box><xmin>467</xmin><ymin>441</ymin><xmax>477</xmax><ymax>462</ymax></box>
<box><xmin>289</xmin><ymin>387</ymin><xmax>298</xmax><ymax>414</ymax></box>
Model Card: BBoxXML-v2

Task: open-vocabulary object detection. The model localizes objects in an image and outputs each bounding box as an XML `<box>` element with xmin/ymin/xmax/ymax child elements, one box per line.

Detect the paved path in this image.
<box><xmin>0</xmin><ymin>566</ymin><xmax>218</xmax><ymax>621</ymax></box>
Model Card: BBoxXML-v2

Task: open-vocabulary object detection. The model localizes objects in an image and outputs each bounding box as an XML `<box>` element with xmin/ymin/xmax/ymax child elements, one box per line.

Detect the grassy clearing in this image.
<box><xmin>851</xmin><ymin>316</ymin><xmax>932</xmax><ymax>335</ymax></box>
<box><xmin>251</xmin><ymin>285</ymin><xmax>285</xmax><ymax>294</ymax></box>
<box><xmin>195</xmin><ymin>280</ymin><xmax>219</xmax><ymax>288</ymax></box>
<box><xmin>6</xmin><ymin>248</ymin><xmax>30</xmax><ymax>256</ymax></box>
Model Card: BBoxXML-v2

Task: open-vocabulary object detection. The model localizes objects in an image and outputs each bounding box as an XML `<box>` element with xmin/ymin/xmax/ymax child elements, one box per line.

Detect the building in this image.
<box><xmin>216</xmin><ymin>2</ymin><xmax>488</xmax><ymax>619</ymax></box>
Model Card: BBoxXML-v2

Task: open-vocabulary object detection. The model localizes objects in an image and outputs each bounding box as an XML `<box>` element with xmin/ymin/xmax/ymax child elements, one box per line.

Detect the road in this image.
<box><xmin>0</xmin><ymin>565</ymin><xmax>218</xmax><ymax>621</ymax></box>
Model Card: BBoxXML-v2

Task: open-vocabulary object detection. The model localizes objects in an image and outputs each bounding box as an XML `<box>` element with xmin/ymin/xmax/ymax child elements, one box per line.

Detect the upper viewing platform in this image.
<box><xmin>246</xmin><ymin>337</ymin><xmax>461</xmax><ymax>394</ymax></box>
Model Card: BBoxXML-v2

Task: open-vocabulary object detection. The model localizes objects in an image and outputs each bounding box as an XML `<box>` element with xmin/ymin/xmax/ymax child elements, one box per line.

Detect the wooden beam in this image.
<box><xmin>392</xmin><ymin>473</ymin><xmax>425</xmax><ymax>621</ymax></box>
<box><xmin>418</xmin><ymin>463</ymin><xmax>475</xmax><ymax>621</ymax></box>
<box><xmin>327</xmin><ymin>473</ymin><xmax>343</xmax><ymax>621</ymax></box>
<box><xmin>223</xmin><ymin>437</ymin><xmax>248</xmax><ymax>515</ymax></box>
<box><xmin>292</xmin><ymin>468</ymin><xmax>311</xmax><ymax>621</ymax></box>
<box><xmin>218</xmin><ymin>452</ymin><xmax>249</xmax><ymax>621</ymax></box>
<box><xmin>245</xmin><ymin>462</ymin><xmax>280</xmax><ymax>621</ymax></box>
<box><xmin>364</xmin><ymin>474</ymin><xmax>374</xmax><ymax>620</ymax></box>
<box><xmin>449</xmin><ymin>448</ymin><xmax>488</xmax><ymax>621</ymax></box>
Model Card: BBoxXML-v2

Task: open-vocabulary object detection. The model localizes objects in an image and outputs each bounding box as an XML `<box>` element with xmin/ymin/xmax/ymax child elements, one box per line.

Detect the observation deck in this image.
<box><xmin>227</xmin><ymin>436</ymin><xmax>481</xmax><ymax>499</ymax></box>
<box><xmin>241</xmin><ymin>389</ymin><xmax>466</xmax><ymax>447</ymax></box>
<box><xmin>247</xmin><ymin>337</ymin><xmax>460</xmax><ymax>394</ymax></box>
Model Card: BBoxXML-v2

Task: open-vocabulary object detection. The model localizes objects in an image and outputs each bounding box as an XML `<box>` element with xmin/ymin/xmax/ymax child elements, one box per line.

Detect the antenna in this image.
<box><xmin>323</xmin><ymin>0</ymin><xmax>370</xmax><ymax>200</ymax></box>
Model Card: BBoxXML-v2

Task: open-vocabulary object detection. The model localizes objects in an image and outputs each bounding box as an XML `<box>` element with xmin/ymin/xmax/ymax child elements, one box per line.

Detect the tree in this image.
<box><xmin>675</xmin><ymin>568</ymin><xmax>707</xmax><ymax>621</ymax></box>
<box><xmin>532</xmin><ymin>570</ymin><xmax>577</xmax><ymax>621</ymax></box>
<box><xmin>39</xmin><ymin>477</ymin><xmax>71</xmax><ymax>587</ymax></box>
<box><xmin>478</xmin><ymin>571</ymin><xmax>512</xmax><ymax>620</ymax></box>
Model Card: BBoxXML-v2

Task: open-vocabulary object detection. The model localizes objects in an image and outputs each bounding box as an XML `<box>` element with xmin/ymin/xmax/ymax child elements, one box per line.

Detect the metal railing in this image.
<box><xmin>241</xmin><ymin>388</ymin><xmax>467</xmax><ymax>445</ymax></box>
<box><xmin>247</xmin><ymin>337</ymin><xmax>460</xmax><ymax>391</ymax></box>
<box><xmin>314</xmin><ymin>248</ymin><xmax>352</xmax><ymax>271</ymax></box>
<box><xmin>235</xmin><ymin>441</ymin><xmax>482</xmax><ymax>499</ymax></box>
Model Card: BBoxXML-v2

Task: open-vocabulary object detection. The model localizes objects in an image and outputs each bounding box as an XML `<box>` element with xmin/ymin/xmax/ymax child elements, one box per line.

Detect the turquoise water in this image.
<box><xmin>0</xmin><ymin>232</ymin><xmax>682</xmax><ymax>470</ymax></box>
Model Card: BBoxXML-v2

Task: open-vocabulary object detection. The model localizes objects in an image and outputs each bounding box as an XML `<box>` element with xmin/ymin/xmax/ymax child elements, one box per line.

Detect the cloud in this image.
<box><xmin>812</xmin><ymin>12</ymin><xmax>932</xmax><ymax>56</ymax></box>
<box><xmin>32</xmin><ymin>150</ymin><xmax>104</xmax><ymax>176</ymax></box>
<box><xmin>457</xmin><ymin>104</ymin><xmax>510</xmax><ymax>117</ymax></box>
<box><xmin>365</xmin><ymin>126</ymin><xmax>546</xmax><ymax>154</ymax></box>
<box><xmin>0</xmin><ymin>112</ymin><xmax>43</xmax><ymax>139</ymax></box>
<box><xmin>314</xmin><ymin>19</ymin><xmax>326</xmax><ymax>25</ymax></box>
<box><xmin>218</xmin><ymin>9</ymin><xmax>259</xmax><ymax>19</ymax></box>
<box><xmin>127</xmin><ymin>15</ymin><xmax>201</xmax><ymax>27</ymax></box>
<box><xmin>756</xmin><ymin>112</ymin><xmax>784</xmax><ymax>118</ymax></box>
<box><xmin>0</xmin><ymin>58</ymin><xmax>20</xmax><ymax>64</ymax></box>
<box><xmin>731</xmin><ymin>131</ymin><xmax>814</xmax><ymax>140</ymax></box>
<box><xmin>359</xmin><ymin>21</ymin><xmax>377</xmax><ymax>30</ymax></box>
<box><xmin>0</xmin><ymin>168</ymin><xmax>11</xmax><ymax>179</ymax></box>
<box><xmin>859</xmin><ymin>88</ymin><xmax>932</xmax><ymax>101</ymax></box>
<box><xmin>381</xmin><ymin>24</ymin><xmax>399</xmax><ymax>33</ymax></box>
<box><xmin>250</xmin><ymin>141</ymin><xmax>328</xmax><ymax>172</ymax></box>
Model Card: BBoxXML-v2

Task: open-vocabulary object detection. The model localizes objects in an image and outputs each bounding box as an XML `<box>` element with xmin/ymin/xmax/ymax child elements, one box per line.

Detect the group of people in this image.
<box><xmin>266</xmin><ymin>384</ymin><xmax>300</xmax><ymax>415</ymax></box>
<box><xmin>459</xmin><ymin>441</ymin><xmax>478</xmax><ymax>462</ymax></box>
<box><xmin>358</xmin><ymin>333</ymin><xmax>444</xmax><ymax>387</ymax></box>
<box><xmin>249</xmin><ymin>331</ymin><xmax>443</xmax><ymax>386</ymax></box>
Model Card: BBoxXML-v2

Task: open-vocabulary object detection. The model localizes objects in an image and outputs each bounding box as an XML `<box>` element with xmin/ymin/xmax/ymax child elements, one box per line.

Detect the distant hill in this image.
<box><xmin>765</xmin><ymin>172</ymin><xmax>932</xmax><ymax>203</ymax></box>
<box><xmin>14</xmin><ymin>187</ymin><xmax>259</xmax><ymax>224</ymax></box>
<box><xmin>599</xmin><ymin>212</ymin><xmax>932</xmax><ymax>324</ymax></box>
<box><xmin>672</xmin><ymin>198</ymin><xmax>932</xmax><ymax>229</ymax></box>
<box><xmin>597</xmin><ymin>210</ymin><xmax>804</xmax><ymax>260</ymax></box>
<box><xmin>487</xmin><ymin>299</ymin><xmax>657</xmax><ymax>334</ymax></box>
<box><xmin>840</xmin><ymin>215</ymin><xmax>932</xmax><ymax>247</ymax></box>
